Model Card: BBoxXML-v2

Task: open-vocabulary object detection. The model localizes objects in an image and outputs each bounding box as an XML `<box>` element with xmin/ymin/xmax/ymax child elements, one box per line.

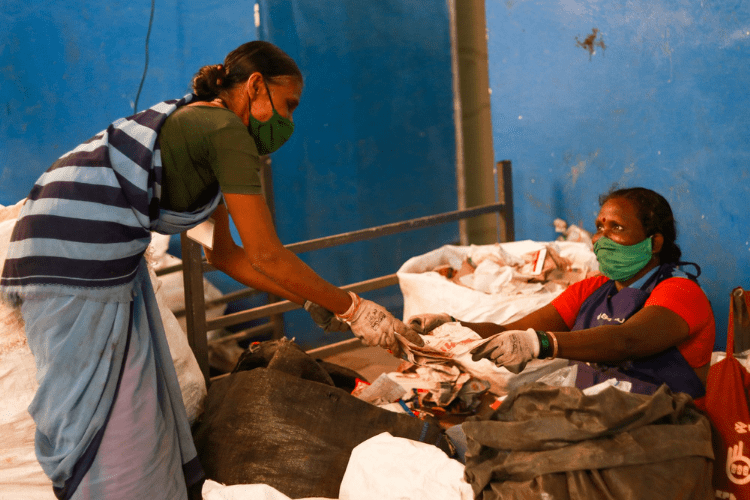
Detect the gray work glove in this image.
<box><xmin>406</xmin><ymin>312</ymin><xmax>454</xmax><ymax>334</ymax></box>
<box><xmin>304</xmin><ymin>301</ymin><xmax>351</xmax><ymax>332</ymax></box>
<box><xmin>470</xmin><ymin>328</ymin><xmax>539</xmax><ymax>373</ymax></box>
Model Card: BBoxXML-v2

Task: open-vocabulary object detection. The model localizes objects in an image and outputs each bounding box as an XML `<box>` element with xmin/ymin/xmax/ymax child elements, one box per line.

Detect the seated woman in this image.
<box><xmin>409</xmin><ymin>187</ymin><xmax>715</xmax><ymax>405</ymax></box>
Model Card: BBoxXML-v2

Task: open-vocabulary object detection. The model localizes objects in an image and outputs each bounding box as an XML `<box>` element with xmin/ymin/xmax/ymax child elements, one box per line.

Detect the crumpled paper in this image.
<box><xmin>392</xmin><ymin>323</ymin><xmax>570</xmax><ymax>399</ymax></box>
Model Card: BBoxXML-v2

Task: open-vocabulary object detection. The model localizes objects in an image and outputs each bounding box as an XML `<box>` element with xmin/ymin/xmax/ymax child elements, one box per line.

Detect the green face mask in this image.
<box><xmin>593</xmin><ymin>236</ymin><xmax>653</xmax><ymax>282</ymax></box>
<box><xmin>247</xmin><ymin>80</ymin><xmax>295</xmax><ymax>155</ymax></box>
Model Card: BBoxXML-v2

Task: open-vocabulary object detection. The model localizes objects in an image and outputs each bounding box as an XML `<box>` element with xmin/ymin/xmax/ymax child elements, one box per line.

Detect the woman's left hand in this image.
<box><xmin>407</xmin><ymin>313</ymin><xmax>453</xmax><ymax>334</ymax></box>
<box><xmin>470</xmin><ymin>328</ymin><xmax>539</xmax><ymax>373</ymax></box>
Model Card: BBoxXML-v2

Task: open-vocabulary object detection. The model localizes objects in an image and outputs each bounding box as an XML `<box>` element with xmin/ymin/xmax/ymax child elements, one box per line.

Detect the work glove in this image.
<box><xmin>406</xmin><ymin>312</ymin><xmax>454</xmax><ymax>334</ymax></box>
<box><xmin>470</xmin><ymin>328</ymin><xmax>539</xmax><ymax>373</ymax></box>
<box><xmin>336</xmin><ymin>292</ymin><xmax>423</xmax><ymax>352</ymax></box>
<box><xmin>304</xmin><ymin>301</ymin><xmax>350</xmax><ymax>332</ymax></box>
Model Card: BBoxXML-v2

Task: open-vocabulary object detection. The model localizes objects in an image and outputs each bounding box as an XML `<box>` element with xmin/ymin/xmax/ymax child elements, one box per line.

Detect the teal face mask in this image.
<box><xmin>593</xmin><ymin>236</ymin><xmax>653</xmax><ymax>282</ymax></box>
<box><xmin>248</xmin><ymin>81</ymin><xmax>295</xmax><ymax>155</ymax></box>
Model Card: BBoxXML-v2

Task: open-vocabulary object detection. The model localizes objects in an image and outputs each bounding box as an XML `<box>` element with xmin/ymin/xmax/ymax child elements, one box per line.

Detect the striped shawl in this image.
<box><xmin>1</xmin><ymin>94</ymin><xmax>218</xmax><ymax>303</ymax></box>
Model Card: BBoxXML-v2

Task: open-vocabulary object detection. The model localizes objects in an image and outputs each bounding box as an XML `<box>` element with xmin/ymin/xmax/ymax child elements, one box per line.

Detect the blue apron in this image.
<box><xmin>571</xmin><ymin>263</ymin><xmax>706</xmax><ymax>399</ymax></box>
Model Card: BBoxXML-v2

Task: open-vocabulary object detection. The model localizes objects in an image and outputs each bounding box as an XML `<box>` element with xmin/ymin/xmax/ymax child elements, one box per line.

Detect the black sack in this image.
<box><xmin>232</xmin><ymin>337</ymin><xmax>364</xmax><ymax>392</ymax></box>
<box><xmin>193</xmin><ymin>341</ymin><xmax>451</xmax><ymax>499</ymax></box>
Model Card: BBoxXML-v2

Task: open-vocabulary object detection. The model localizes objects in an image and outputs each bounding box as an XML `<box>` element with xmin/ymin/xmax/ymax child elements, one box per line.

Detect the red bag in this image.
<box><xmin>705</xmin><ymin>287</ymin><xmax>750</xmax><ymax>499</ymax></box>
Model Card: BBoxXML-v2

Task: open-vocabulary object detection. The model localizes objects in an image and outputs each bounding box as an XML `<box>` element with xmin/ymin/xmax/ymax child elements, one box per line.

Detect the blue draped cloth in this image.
<box><xmin>22</xmin><ymin>259</ymin><xmax>204</xmax><ymax>499</ymax></box>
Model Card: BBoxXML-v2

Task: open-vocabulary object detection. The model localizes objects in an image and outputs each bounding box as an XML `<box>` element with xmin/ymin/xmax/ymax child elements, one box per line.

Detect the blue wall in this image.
<box><xmin>1</xmin><ymin>0</ymin><xmax>256</xmax><ymax>202</ymax></box>
<box><xmin>6</xmin><ymin>0</ymin><xmax>741</xmax><ymax>351</ymax></box>
<box><xmin>254</xmin><ymin>0</ymin><xmax>457</xmax><ymax>346</ymax></box>
<box><xmin>485</xmin><ymin>0</ymin><xmax>750</xmax><ymax>349</ymax></box>
<box><xmin>0</xmin><ymin>0</ymin><xmax>457</xmax><ymax>349</ymax></box>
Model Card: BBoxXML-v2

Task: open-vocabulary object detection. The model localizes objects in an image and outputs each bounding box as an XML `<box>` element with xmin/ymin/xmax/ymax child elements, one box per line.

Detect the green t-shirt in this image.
<box><xmin>158</xmin><ymin>104</ymin><xmax>263</xmax><ymax>212</ymax></box>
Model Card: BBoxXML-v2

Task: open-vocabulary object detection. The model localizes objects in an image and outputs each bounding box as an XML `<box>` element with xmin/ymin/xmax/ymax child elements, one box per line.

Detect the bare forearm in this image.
<box><xmin>456</xmin><ymin>303</ymin><xmax>570</xmax><ymax>339</ymax></box>
<box><xmin>208</xmin><ymin>244</ymin><xmax>306</xmax><ymax>304</ymax></box>
<box><xmin>246</xmin><ymin>246</ymin><xmax>351</xmax><ymax>314</ymax></box>
<box><xmin>553</xmin><ymin>305</ymin><xmax>690</xmax><ymax>364</ymax></box>
<box><xmin>219</xmin><ymin>194</ymin><xmax>353</xmax><ymax>314</ymax></box>
<box><xmin>552</xmin><ymin>326</ymin><xmax>631</xmax><ymax>363</ymax></box>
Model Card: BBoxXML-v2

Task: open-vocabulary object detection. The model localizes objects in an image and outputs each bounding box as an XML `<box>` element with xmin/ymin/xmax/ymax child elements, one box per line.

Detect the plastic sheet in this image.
<box><xmin>338</xmin><ymin>432</ymin><xmax>473</xmax><ymax>500</ymax></box>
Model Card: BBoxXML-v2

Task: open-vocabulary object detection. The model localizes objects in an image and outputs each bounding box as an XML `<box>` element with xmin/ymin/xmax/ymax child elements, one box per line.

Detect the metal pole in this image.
<box><xmin>448</xmin><ymin>0</ymin><xmax>468</xmax><ymax>245</ymax></box>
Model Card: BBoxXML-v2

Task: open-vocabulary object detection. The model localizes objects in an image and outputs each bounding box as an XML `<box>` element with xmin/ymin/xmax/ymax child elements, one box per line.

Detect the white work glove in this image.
<box><xmin>406</xmin><ymin>312</ymin><xmax>454</xmax><ymax>334</ymax></box>
<box><xmin>304</xmin><ymin>301</ymin><xmax>351</xmax><ymax>333</ymax></box>
<box><xmin>336</xmin><ymin>292</ymin><xmax>419</xmax><ymax>351</ymax></box>
<box><xmin>470</xmin><ymin>328</ymin><xmax>539</xmax><ymax>374</ymax></box>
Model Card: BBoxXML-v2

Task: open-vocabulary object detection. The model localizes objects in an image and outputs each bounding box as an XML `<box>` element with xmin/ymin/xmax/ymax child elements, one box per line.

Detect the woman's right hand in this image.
<box><xmin>345</xmin><ymin>299</ymin><xmax>402</xmax><ymax>349</ymax></box>
<box><xmin>337</xmin><ymin>293</ymin><xmax>423</xmax><ymax>350</ymax></box>
<box><xmin>406</xmin><ymin>313</ymin><xmax>454</xmax><ymax>334</ymax></box>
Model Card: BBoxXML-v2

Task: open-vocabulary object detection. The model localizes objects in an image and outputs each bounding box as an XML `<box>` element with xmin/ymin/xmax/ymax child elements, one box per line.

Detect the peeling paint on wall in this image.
<box><xmin>576</xmin><ymin>28</ymin><xmax>606</xmax><ymax>59</ymax></box>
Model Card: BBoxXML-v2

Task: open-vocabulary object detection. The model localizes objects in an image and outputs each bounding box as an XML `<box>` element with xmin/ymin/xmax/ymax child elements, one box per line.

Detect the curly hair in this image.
<box><xmin>599</xmin><ymin>187</ymin><xmax>682</xmax><ymax>263</ymax></box>
<box><xmin>191</xmin><ymin>41</ymin><xmax>302</xmax><ymax>100</ymax></box>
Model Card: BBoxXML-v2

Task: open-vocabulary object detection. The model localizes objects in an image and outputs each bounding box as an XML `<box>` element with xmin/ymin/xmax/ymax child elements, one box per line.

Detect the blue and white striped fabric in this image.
<box><xmin>0</xmin><ymin>94</ymin><xmax>219</xmax><ymax>303</ymax></box>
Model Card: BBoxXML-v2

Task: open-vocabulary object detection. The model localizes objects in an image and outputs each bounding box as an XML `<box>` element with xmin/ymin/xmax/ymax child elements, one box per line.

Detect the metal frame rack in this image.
<box><xmin>160</xmin><ymin>161</ymin><xmax>514</xmax><ymax>384</ymax></box>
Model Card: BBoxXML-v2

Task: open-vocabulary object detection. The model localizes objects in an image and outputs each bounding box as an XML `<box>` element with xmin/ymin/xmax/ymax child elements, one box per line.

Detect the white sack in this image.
<box><xmin>338</xmin><ymin>432</ymin><xmax>473</xmax><ymax>500</ymax></box>
<box><xmin>148</xmin><ymin>263</ymin><xmax>207</xmax><ymax>425</ymax></box>
<box><xmin>202</xmin><ymin>480</ymin><xmax>334</xmax><ymax>500</ymax></box>
<box><xmin>0</xmin><ymin>347</ymin><xmax>55</xmax><ymax>500</ymax></box>
<box><xmin>398</xmin><ymin>240</ymin><xmax>597</xmax><ymax>324</ymax></box>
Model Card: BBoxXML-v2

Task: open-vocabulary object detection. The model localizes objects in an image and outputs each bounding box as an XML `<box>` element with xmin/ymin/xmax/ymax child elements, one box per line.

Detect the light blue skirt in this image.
<box><xmin>21</xmin><ymin>260</ymin><xmax>202</xmax><ymax>499</ymax></box>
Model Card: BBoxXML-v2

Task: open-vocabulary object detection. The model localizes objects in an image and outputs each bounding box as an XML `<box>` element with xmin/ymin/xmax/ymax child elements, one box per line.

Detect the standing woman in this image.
<box><xmin>409</xmin><ymin>187</ymin><xmax>715</xmax><ymax>405</ymax></box>
<box><xmin>0</xmin><ymin>41</ymin><xmax>413</xmax><ymax>500</ymax></box>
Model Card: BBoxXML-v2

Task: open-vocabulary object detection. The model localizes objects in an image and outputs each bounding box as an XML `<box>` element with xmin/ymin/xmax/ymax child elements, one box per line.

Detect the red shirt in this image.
<box><xmin>552</xmin><ymin>276</ymin><xmax>715</xmax><ymax>368</ymax></box>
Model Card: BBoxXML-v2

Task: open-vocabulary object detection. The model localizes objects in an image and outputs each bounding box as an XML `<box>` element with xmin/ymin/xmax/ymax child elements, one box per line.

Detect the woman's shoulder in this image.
<box><xmin>649</xmin><ymin>276</ymin><xmax>714</xmax><ymax>323</ymax></box>
<box><xmin>568</xmin><ymin>274</ymin><xmax>609</xmax><ymax>295</ymax></box>
<box><xmin>653</xmin><ymin>275</ymin><xmax>706</xmax><ymax>296</ymax></box>
<box><xmin>554</xmin><ymin>274</ymin><xmax>609</xmax><ymax>304</ymax></box>
<box><xmin>161</xmin><ymin>104</ymin><xmax>250</xmax><ymax>152</ymax></box>
<box><xmin>169</xmin><ymin>104</ymin><xmax>242</xmax><ymax>127</ymax></box>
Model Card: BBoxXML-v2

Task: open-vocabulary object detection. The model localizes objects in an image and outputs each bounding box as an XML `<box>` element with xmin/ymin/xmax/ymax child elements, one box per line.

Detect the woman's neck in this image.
<box><xmin>615</xmin><ymin>256</ymin><xmax>661</xmax><ymax>291</ymax></box>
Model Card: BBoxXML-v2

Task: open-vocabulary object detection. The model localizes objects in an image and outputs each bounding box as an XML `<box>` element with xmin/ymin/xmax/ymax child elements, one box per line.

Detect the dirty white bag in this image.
<box><xmin>398</xmin><ymin>240</ymin><xmax>597</xmax><ymax>324</ymax></box>
<box><xmin>147</xmin><ymin>262</ymin><xmax>207</xmax><ymax>425</ymax></box>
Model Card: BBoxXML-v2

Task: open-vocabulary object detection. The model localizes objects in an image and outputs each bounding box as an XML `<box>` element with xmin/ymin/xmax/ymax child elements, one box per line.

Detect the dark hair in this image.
<box><xmin>599</xmin><ymin>187</ymin><xmax>682</xmax><ymax>263</ymax></box>
<box><xmin>191</xmin><ymin>41</ymin><xmax>302</xmax><ymax>100</ymax></box>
